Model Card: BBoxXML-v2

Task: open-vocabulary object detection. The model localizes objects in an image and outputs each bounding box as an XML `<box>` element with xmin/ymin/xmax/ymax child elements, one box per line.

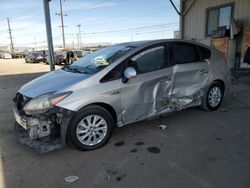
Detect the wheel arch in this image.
<box><xmin>212</xmin><ymin>79</ymin><xmax>225</xmax><ymax>95</ymax></box>
<box><xmin>79</xmin><ymin>102</ymin><xmax>117</xmax><ymax>126</ymax></box>
<box><xmin>66</xmin><ymin>102</ymin><xmax>117</xmax><ymax>150</ymax></box>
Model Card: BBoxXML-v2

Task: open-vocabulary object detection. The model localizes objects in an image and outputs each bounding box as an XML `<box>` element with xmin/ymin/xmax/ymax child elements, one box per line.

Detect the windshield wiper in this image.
<box><xmin>62</xmin><ymin>65</ymin><xmax>88</xmax><ymax>74</ymax></box>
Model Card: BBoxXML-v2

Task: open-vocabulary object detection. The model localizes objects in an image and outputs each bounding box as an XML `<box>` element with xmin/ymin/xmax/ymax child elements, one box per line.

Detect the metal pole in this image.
<box><xmin>169</xmin><ymin>0</ymin><xmax>180</xmax><ymax>15</ymax></box>
<box><xmin>77</xmin><ymin>24</ymin><xmax>81</xmax><ymax>49</ymax></box>
<box><xmin>43</xmin><ymin>0</ymin><xmax>55</xmax><ymax>71</ymax></box>
<box><xmin>34</xmin><ymin>35</ymin><xmax>37</xmax><ymax>50</ymax></box>
<box><xmin>7</xmin><ymin>18</ymin><xmax>14</xmax><ymax>53</ymax></box>
<box><xmin>60</xmin><ymin>0</ymin><xmax>66</xmax><ymax>49</ymax></box>
<box><xmin>179</xmin><ymin>0</ymin><xmax>184</xmax><ymax>39</ymax></box>
<box><xmin>77</xmin><ymin>33</ymin><xmax>79</xmax><ymax>48</ymax></box>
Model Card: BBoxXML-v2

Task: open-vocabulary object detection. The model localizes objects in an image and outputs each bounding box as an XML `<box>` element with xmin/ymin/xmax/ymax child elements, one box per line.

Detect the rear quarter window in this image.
<box><xmin>198</xmin><ymin>46</ymin><xmax>211</xmax><ymax>60</ymax></box>
<box><xmin>171</xmin><ymin>42</ymin><xmax>200</xmax><ymax>64</ymax></box>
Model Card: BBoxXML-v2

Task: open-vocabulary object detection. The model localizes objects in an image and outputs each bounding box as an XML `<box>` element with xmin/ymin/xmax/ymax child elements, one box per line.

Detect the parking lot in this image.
<box><xmin>0</xmin><ymin>59</ymin><xmax>250</xmax><ymax>188</ymax></box>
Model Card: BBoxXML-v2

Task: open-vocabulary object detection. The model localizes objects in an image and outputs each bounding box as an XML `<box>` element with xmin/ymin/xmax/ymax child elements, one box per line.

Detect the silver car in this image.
<box><xmin>13</xmin><ymin>39</ymin><xmax>231</xmax><ymax>152</ymax></box>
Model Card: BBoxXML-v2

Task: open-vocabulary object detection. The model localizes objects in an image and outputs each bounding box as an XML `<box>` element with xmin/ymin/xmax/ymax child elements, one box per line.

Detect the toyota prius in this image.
<box><xmin>13</xmin><ymin>39</ymin><xmax>231</xmax><ymax>152</ymax></box>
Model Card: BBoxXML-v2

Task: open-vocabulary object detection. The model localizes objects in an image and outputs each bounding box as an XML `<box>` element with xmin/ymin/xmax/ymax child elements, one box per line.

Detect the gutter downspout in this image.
<box><xmin>180</xmin><ymin>0</ymin><xmax>184</xmax><ymax>39</ymax></box>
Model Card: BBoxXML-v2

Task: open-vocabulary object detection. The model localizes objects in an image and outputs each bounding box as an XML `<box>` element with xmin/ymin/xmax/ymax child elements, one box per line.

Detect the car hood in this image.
<box><xmin>19</xmin><ymin>69</ymin><xmax>91</xmax><ymax>98</ymax></box>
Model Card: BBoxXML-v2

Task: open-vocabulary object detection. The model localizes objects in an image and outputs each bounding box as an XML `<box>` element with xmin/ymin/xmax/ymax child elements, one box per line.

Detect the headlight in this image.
<box><xmin>23</xmin><ymin>91</ymin><xmax>72</xmax><ymax>115</ymax></box>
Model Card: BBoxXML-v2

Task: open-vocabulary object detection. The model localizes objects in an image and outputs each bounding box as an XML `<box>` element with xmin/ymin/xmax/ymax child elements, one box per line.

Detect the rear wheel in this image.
<box><xmin>68</xmin><ymin>105</ymin><xmax>114</xmax><ymax>151</ymax></box>
<box><xmin>202</xmin><ymin>82</ymin><xmax>224</xmax><ymax>111</ymax></box>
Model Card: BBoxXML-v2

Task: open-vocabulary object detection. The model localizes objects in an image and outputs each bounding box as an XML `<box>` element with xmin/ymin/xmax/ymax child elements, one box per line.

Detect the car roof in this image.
<box><xmin>118</xmin><ymin>39</ymin><xmax>210</xmax><ymax>49</ymax></box>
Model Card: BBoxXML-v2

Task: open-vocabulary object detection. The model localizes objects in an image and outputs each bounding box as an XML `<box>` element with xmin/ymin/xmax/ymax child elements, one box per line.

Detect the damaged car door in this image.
<box><xmin>121</xmin><ymin>45</ymin><xmax>173</xmax><ymax>124</ymax></box>
<box><xmin>169</xmin><ymin>42</ymin><xmax>210</xmax><ymax>109</ymax></box>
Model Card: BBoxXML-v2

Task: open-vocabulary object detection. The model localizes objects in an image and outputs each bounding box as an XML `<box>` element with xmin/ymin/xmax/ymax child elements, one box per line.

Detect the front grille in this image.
<box><xmin>13</xmin><ymin>93</ymin><xmax>32</xmax><ymax>115</ymax></box>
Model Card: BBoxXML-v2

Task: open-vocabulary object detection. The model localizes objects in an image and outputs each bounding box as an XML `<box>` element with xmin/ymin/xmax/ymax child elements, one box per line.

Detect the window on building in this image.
<box><xmin>206</xmin><ymin>4</ymin><xmax>233</xmax><ymax>36</ymax></box>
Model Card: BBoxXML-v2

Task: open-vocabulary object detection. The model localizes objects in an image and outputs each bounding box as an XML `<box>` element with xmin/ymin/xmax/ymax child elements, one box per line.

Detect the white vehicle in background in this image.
<box><xmin>0</xmin><ymin>52</ymin><xmax>12</xmax><ymax>59</ymax></box>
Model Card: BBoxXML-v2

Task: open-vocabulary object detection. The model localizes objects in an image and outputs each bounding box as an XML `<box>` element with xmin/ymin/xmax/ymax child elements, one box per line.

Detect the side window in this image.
<box><xmin>100</xmin><ymin>63</ymin><xmax>125</xmax><ymax>83</ymax></box>
<box><xmin>171</xmin><ymin>43</ymin><xmax>200</xmax><ymax>64</ymax></box>
<box><xmin>129</xmin><ymin>46</ymin><xmax>167</xmax><ymax>74</ymax></box>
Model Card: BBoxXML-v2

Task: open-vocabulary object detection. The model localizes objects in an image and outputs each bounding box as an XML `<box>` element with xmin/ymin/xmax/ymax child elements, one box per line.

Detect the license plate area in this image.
<box><xmin>14</xmin><ymin>108</ymin><xmax>28</xmax><ymax>129</ymax></box>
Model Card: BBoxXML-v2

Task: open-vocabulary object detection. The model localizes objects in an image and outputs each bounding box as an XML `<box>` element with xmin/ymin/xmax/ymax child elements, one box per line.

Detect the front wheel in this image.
<box><xmin>68</xmin><ymin>105</ymin><xmax>114</xmax><ymax>151</ymax></box>
<box><xmin>202</xmin><ymin>82</ymin><xmax>224</xmax><ymax>111</ymax></box>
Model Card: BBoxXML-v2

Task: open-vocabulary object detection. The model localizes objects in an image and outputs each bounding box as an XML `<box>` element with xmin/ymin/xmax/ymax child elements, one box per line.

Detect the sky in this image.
<box><xmin>0</xmin><ymin>0</ymin><xmax>180</xmax><ymax>48</ymax></box>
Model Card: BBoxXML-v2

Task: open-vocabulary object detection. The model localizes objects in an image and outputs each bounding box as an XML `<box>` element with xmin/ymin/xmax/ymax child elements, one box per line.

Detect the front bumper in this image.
<box><xmin>13</xmin><ymin>104</ymin><xmax>74</xmax><ymax>153</ymax></box>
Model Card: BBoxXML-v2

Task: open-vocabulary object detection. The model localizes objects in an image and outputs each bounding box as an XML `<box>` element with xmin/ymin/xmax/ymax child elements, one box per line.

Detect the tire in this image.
<box><xmin>68</xmin><ymin>105</ymin><xmax>114</xmax><ymax>151</ymax></box>
<box><xmin>201</xmin><ymin>82</ymin><xmax>224</xmax><ymax>111</ymax></box>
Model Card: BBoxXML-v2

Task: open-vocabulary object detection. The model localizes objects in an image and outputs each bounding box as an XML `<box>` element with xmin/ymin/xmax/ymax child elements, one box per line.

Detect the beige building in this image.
<box><xmin>180</xmin><ymin>0</ymin><xmax>250</xmax><ymax>71</ymax></box>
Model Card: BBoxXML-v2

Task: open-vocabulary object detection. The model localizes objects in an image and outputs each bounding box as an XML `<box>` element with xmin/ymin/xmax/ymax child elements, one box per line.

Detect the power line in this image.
<box><xmin>15</xmin><ymin>35</ymin><xmax>61</xmax><ymax>46</ymax></box>
<box><xmin>0</xmin><ymin>29</ymin><xmax>7</xmax><ymax>33</ymax></box>
<box><xmin>66</xmin><ymin>28</ymin><xmax>177</xmax><ymax>40</ymax></box>
<box><xmin>65</xmin><ymin>25</ymin><xmax>178</xmax><ymax>39</ymax></box>
<box><xmin>81</xmin><ymin>6</ymin><xmax>174</xmax><ymax>28</ymax></box>
<box><xmin>66</xmin><ymin>22</ymin><xmax>178</xmax><ymax>36</ymax></box>
<box><xmin>65</xmin><ymin>0</ymin><xmax>116</xmax><ymax>16</ymax></box>
<box><xmin>10</xmin><ymin>6</ymin><xmax>41</xmax><ymax>19</ymax></box>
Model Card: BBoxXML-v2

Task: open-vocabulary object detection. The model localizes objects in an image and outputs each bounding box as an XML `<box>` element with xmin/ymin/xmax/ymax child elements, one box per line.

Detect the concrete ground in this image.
<box><xmin>0</xmin><ymin>59</ymin><xmax>60</xmax><ymax>75</ymax></box>
<box><xmin>0</xmin><ymin>59</ymin><xmax>250</xmax><ymax>188</ymax></box>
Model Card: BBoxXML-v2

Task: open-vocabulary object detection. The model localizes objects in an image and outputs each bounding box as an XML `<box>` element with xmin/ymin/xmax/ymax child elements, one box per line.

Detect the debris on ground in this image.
<box><xmin>106</xmin><ymin>168</ymin><xmax>118</xmax><ymax>175</ymax></box>
<box><xmin>106</xmin><ymin>175</ymin><xmax>111</xmax><ymax>181</ymax></box>
<box><xmin>157</xmin><ymin>124</ymin><xmax>168</xmax><ymax>130</ymax></box>
<box><xmin>64</xmin><ymin>175</ymin><xmax>79</xmax><ymax>183</ymax></box>
<box><xmin>116</xmin><ymin>174</ymin><xmax>127</xmax><ymax>182</ymax></box>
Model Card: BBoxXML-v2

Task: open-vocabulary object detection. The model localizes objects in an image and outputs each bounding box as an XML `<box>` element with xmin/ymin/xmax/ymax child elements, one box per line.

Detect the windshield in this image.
<box><xmin>68</xmin><ymin>45</ymin><xmax>135</xmax><ymax>73</ymax></box>
<box><xmin>73</xmin><ymin>51</ymin><xmax>83</xmax><ymax>57</ymax></box>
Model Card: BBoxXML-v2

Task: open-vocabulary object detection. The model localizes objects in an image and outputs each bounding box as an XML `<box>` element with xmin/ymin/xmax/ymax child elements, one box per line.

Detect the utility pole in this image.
<box><xmin>7</xmin><ymin>18</ymin><xmax>14</xmax><ymax>53</ymax></box>
<box><xmin>77</xmin><ymin>24</ymin><xmax>81</xmax><ymax>49</ymax></box>
<box><xmin>77</xmin><ymin>33</ymin><xmax>79</xmax><ymax>49</ymax></box>
<box><xmin>43</xmin><ymin>0</ymin><xmax>55</xmax><ymax>71</ymax></box>
<box><xmin>55</xmin><ymin>0</ymin><xmax>67</xmax><ymax>49</ymax></box>
<box><xmin>34</xmin><ymin>35</ymin><xmax>37</xmax><ymax>50</ymax></box>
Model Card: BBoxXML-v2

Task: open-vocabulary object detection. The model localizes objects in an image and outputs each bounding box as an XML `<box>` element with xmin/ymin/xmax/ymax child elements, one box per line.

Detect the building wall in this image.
<box><xmin>183</xmin><ymin>0</ymin><xmax>250</xmax><ymax>68</ymax></box>
<box><xmin>183</xmin><ymin>0</ymin><xmax>250</xmax><ymax>45</ymax></box>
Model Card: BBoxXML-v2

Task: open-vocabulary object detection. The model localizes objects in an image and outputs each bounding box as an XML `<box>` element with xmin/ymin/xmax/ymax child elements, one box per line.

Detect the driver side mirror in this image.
<box><xmin>122</xmin><ymin>67</ymin><xmax>137</xmax><ymax>83</ymax></box>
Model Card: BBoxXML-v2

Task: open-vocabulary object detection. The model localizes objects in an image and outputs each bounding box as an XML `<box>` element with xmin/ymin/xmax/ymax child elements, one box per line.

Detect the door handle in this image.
<box><xmin>161</xmin><ymin>75</ymin><xmax>172</xmax><ymax>83</ymax></box>
<box><xmin>199</xmin><ymin>69</ymin><xmax>208</xmax><ymax>74</ymax></box>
